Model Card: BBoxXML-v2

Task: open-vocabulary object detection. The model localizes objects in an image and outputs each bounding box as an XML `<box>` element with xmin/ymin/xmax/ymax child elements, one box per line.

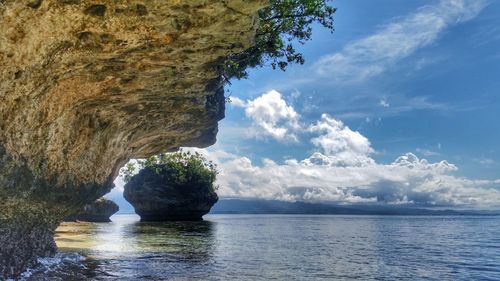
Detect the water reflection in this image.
<box><xmin>50</xmin><ymin>216</ymin><xmax>217</xmax><ymax>280</ymax></box>
<box><xmin>56</xmin><ymin>216</ymin><xmax>215</xmax><ymax>253</ymax></box>
<box><xmin>126</xmin><ymin>220</ymin><xmax>216</xmax><ymax>258</ymax></box>
<box><xmin>27</xmin><ymin>215</ymin><xmax>500</xmax><ymax>280</ymax></box>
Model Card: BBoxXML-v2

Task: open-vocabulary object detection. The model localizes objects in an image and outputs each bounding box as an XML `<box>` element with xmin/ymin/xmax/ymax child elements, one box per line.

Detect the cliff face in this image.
<box><xmin>124</xmin><ymin>168</ymin><xmax>218</xmax><ymax>221</ymax></box>
<box><xmin>0</xmin><ymin>0</ymin><xmax>266</xmax><ymax>277</ymax></box>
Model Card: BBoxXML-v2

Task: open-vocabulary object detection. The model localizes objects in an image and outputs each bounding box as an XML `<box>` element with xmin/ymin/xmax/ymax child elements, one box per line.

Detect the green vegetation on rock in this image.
<box><xmin>123</xmin><ymin>150</ymin><xmax>219</xmax><ymax>221</ymax></box>
<box><xmin>223</xmin><ymin>0</ymin><xmax>336</xmax><ymax>79</ymax></box>
<box><xmin>122</xmin><ymin>150</ymin><xmax>218</xmax><ymax>192</ymax></box>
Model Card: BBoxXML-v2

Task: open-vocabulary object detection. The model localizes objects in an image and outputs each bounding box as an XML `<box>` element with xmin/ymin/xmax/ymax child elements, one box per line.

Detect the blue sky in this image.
<box><xmin>110</xmin><ymin>0</ymin><xmax>500</xmax><ymax>209</ymax></box>
<box><xmin>222</xmin><ymin>0</ymin><xmax>500</xmax><ymax>177</ymax></box>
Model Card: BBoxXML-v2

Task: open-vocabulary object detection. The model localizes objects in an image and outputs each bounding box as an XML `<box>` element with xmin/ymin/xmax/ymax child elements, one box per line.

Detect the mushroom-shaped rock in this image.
<box><xmin>65</xmin><ymin>198</ymin><xmax>119</xmax><ymax>222</ymax></box>
<box><xmin>124</xmin><ymin>153</ymin><xmax>218</xmax><ymax>221</ymax></box>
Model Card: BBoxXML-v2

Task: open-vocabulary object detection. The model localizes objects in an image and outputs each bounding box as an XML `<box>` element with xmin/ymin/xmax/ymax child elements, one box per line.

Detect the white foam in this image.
<box><xmin>13</xmin><ymin>252</ymin><xmax>86</xmax><ymax>281</ymax></box>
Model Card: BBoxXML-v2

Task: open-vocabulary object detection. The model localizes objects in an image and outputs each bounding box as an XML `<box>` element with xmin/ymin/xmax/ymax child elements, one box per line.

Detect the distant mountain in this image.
<box><xmin>210</xmin><ymin>199</ymin><xmax>499</xmax><ymax>216</ymax></box>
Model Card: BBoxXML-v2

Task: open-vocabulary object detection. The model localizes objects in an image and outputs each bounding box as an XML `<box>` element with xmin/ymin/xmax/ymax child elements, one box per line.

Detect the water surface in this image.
<box><xmin>24</xmin><ymin>214</ymin><xmax>500</xmax><ymax>280</ymax></box>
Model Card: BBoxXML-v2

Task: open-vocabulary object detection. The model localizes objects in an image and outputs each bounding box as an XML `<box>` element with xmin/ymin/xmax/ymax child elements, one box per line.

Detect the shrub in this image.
<box><xmin>121</xmin><ymin>150</ymin><xmax>218</xmax><ymax>192</ymax></box>
<box><xmin>222</xmin><ymin>0</ymin><xmax>336</xmax><ymax>80</ymax></box>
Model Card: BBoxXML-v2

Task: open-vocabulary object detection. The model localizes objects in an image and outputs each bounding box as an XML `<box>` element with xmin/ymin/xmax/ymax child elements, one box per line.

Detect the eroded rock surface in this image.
<box><xmin>0</xmin><ymin>0</ymin><xmax>265</xmax><ymax>277</ymax></box>
<box><xmin>65</xmin><ymin>197</ymin><xmax>119</xmax><ymax>222</ymax></box>
<box><xmin>124</xmin><ymin>168</ymin><xmax>218</xmax><ymax>221</ymax></box>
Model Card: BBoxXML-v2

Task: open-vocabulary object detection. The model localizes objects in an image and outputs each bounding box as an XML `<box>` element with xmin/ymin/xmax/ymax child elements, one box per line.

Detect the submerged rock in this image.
<box><xmin>0</xmin><ymin>0</ymin><xmax>265</xmax><ymax>277</ymax></box>
<box><xmin>124</xmin><ymin>168</ymin><xmax>218</xmax><ymax>221</ymax></box>
<box><xmin>65</xmin><ymin>198</ymin><xmax>119</xmax><ymax>222</ymax></box>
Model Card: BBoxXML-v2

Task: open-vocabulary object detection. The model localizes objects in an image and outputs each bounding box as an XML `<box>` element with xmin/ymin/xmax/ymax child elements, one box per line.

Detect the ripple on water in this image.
<box><xmin>14</xmin><ymin>215</ymin><xmax>500</xmax><ymax>280</ymax></box>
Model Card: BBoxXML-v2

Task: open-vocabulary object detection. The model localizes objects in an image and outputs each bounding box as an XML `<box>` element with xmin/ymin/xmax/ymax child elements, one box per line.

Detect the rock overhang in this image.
<box><xmin>0</xmin><ymin>0</ymin><xmax>267</xmax><ymax>186</ymax></box>
<box><xmin>0</xmin><ymin>0</ymin><xmax>267</xmax><ymax>277</ymax></box>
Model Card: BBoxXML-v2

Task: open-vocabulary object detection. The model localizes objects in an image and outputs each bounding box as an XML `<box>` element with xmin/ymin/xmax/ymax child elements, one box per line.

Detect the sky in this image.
<box><xmin>109</xmin><ymin>0</ymin><xmax>500</xmax><ymax>210</ymax></box>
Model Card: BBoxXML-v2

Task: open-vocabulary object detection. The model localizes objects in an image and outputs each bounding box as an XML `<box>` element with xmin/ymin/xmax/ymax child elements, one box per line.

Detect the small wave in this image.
<box><xmin>13</xmin><ymin>252</ymin><xmax>86</xmax><ymax>281</ymax></box>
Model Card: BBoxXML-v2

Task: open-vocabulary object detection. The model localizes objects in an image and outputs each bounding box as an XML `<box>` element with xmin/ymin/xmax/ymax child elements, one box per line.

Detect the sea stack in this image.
<box><xmin>0</xmin><ymin>1</ymin><xmax>266</xmax><ymax>277</ymax></box>
<box><xmin>124</xmin><ymin>167</ymin><xmax>218</xmax><ymax>221</ymax></box>
<box><xmin>65</xmin><ymin>198</ymin><xmax>119</xmax><ymax>222</ymax></box>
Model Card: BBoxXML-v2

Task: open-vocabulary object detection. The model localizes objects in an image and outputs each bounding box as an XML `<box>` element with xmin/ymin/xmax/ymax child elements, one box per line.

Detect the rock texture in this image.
<box><xmin>124</xmin><ymin>168</ymin><xmax>218</xmax><ymax>221</ymax></box>
<box><xmin>0</xmin><ymin>0</ymin><xmax>266</xmax><ymax>278</ymax></box>
<box><xmin>65</xmin><ymin>197</ymin><xmax>119</xmax><ymax>222</ymax></box>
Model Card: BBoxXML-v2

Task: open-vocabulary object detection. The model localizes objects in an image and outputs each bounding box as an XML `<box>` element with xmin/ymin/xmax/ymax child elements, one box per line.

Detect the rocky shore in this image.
<box><xmin>0</xmin><ymin>0</ymin><xmax>265</xmax><ymax>277</ymax></box>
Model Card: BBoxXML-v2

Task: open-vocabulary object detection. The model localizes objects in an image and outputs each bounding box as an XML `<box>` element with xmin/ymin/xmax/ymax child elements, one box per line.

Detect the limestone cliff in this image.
<box><xmin>0</xmin><ymin>0</ymin><xmax>266</xmax><ymax>278</ymax></box>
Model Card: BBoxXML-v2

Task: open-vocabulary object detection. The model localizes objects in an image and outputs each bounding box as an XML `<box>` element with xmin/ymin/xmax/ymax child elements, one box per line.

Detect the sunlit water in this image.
<box><xmin>22</xmin><ymin>215</ymin><xmax>500</xmax><ymax>280</ymax></box>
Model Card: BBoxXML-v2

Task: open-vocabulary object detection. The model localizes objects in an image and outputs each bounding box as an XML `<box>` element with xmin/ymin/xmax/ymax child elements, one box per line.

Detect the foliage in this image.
<box><xmin>121</xmin><ymin>150</ymin><xmax>218</xmax><ymax>192</ymax></box>
<box><xmin>222</xmin><ymin>0</ymin><xmax>336</xmax><ymax>80</ymax></box>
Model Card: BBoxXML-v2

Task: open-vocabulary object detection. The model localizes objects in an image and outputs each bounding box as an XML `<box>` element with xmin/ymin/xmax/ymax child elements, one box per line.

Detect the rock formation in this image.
<box><xmin>65</xmin><ymin>197</ymin><xmax>119</xmax><ymax>222</ymax></box>
<box><xmin>0</xmin><ymin>0</ymin><xmax>266</xmax><ymax>277</ymax></box>
<box><xmin>124</xmin><ymin>168</ymin><xmax>218</xmax><ymax>221</ymax></box>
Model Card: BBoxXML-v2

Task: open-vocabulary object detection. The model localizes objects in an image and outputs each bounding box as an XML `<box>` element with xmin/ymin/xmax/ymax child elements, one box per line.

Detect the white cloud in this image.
<box><xmin>379</xmin><ymin>100</ymin><xmax>390</xmax><ymax>108</ymax></box>
<box><xmin>229</xmin><ymin>96</ymin><xmax>247</xmax><ymax>108</ymax></box>
<box><xmin>194</xmin><ymin>148</ymin><xmax>500</xmax><ymax>208</ymax></box>
<box><xmin>188</xmin><ymin>89</ymin><xmax>500</xmax><ymax>207</ymax></box>
<box><xmin>115</xmin><ymin>145</ymin><xmax>500</xmax><ymax>208</ymax></box>
<box><xmin>416</xmin><ymin>148</ymin><xmax>441</xmax><ymax>157</ymax></box>
<box><xmin>474</xmin><ymin>157</ymin><xmax>496</xmax><ymax>166</ymax></box>
<box><xmin>233</xmin><ymin>91</ymin><xmax>377</xmax><ymax>163</ymax></box>
<box><xmin>314</xmin><ymin>0</ymin><xmax>486</xmax><ymax>83</ymax></box>
<box><xmin>234</xmin><ymin>90</ymin><xmax>301</xmax><ymax>142</ymax></box>
<box><xmin>307</xmin><ymin>114</ymin><xmax>374</xmax><ymax>167</ymax></box>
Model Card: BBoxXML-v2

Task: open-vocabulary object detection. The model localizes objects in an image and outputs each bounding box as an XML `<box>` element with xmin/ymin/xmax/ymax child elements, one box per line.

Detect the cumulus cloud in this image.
<box><xmin>307</xmin><ymin>114</ymin><xmax>374</xmax><ymax>167</ymax></box>
<box><xmin>314</xmin><ymin>0</ymin><xmax>487</xmax><ymax>83</ymax></box>
<box><xmin>116</xmin><ymin>145</ymin><xmax>500</xmax><ymax>208</ymax></box>
<box><xmin>230</xmin><ymin>92</ymin><xmax>374</xmax><ymax>166</ymax></box>
<box><xmin>187</xmin><ymin>88</ymin><xmax>500</xmax><ymax>208</ymax></box>
<box><xmin>192</xmin><ymin>148</ymin><xmax>500</xmax><ymax>208</ymax></box>
<box><xmin>231</xmin><ymin>90</ymin><xmax>301</xmax><ymax>142</ymax></box>
<box><xmin>229</xmin><ymin>96</ymin><xmax>247</xmax><ymax>108</ymax></box>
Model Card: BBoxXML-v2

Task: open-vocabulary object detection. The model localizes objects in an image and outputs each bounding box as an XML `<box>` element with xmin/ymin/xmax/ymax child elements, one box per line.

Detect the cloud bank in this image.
<box><xmin>203</xmin><ymin>90</ymin><xmax>500</xmax><ymax>208</ymax></box>
<box><xmin>195</xmin><ymin>149</ymin><xmax>500</xmax><ymax>207</ymax></box>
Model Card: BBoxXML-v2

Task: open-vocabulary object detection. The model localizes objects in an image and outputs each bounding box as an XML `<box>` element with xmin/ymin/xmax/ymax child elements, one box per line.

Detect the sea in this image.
<box><xmin>19</xmin><ymin>214</ymin><xmax>500</xmax><ymax>280</ymax></box>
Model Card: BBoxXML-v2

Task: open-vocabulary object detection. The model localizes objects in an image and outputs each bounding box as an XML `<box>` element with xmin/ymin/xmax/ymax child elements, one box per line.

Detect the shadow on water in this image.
<box><xmin>26</xmin><ymin>215</ymin><xmax>500</xmax><ymax>280</ymax></box>
<box><xmin>26</xmin><ymin>216</ymin><xmax>217</xmax><ymax>280</ymax></box>
<box><xmin>125</xmin><ymin>220</ymin><xmax>217</xmax><ymax>259</ymax></box>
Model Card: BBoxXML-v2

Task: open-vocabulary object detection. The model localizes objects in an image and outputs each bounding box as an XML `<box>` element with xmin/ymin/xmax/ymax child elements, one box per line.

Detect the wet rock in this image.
<box><xmin>124</xmin><ymin>168</ymin><xmax>218</xmax><ymax>221</ymax></box>
<box><xmin>65</xmin><ymin>198</ymin><xmax>119</xmax><ymax>222</ymax></box>
<box><xmin>0</xmin><ymin>0</ymin><xmax>266</xmax><ymax>278</ymax></box>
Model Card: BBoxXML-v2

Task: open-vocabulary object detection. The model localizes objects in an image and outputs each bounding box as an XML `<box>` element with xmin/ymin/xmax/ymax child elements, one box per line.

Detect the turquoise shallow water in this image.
<box><xmin>23</xmin><ymin>214</ymin><xmax>500</xmax><ymax>280</ymax></box>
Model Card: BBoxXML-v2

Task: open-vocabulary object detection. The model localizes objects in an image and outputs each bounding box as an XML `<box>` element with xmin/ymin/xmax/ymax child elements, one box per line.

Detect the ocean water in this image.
<box><xmin>23</xmin><ymin>214</ymin><xmax>500</xmax><ymax>280</ymax></box>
